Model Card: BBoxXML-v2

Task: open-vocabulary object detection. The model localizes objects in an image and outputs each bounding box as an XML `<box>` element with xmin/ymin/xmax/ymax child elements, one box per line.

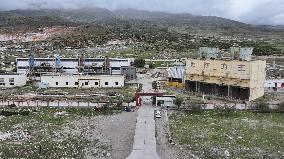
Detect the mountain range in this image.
<box><xmin>0</xmin><ymin>7</ymin><xmax>284</xmax><ymax>39</ymax></box>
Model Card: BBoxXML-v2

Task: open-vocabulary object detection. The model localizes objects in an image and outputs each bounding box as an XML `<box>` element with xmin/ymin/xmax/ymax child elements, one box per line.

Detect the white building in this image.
<box><xmin>264</xmin><ymin>79</ymin><xmax>284</xmax><ymax>88</ymax></box>
<box><xmin>0</xmin><ymin>73</ymin><xmax>27</xmax><ymax>88</ymax></box>
<box><xmin>40</xmin><ymin>74</ymin><xmax>125</xmax><ymax>88</ymax></box>
<box><xmin>156</xmin><ymin>95</ymin><xmax>176</xmax><ymax>107</ymax></box>
<box><xmin>264</xmin><ymin>79</ymin><xmax>284</xmax><ymax>92</ymax></box>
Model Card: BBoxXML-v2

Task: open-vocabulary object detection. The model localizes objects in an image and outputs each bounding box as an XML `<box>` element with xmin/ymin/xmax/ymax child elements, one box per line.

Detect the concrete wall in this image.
<box><xmin>249</xmin><ymin>60</ymin><xmax>266</xmax><ymax>101</ymax></box>
<box><xmin>0</xmin><ymin>74</ymin><xmax>27</xmax><ymax>88</ymax></box>
<box><xmin>40</xmin><ymin>75</ymin><xmax>125</xmax><ymax>88</ymax></box>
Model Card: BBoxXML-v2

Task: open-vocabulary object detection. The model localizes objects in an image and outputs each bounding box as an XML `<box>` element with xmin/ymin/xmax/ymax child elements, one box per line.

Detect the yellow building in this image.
<box><xmin>185</xmin><ymin>58</ymin><xmax>266</xmax><ymax>101</ymax></box>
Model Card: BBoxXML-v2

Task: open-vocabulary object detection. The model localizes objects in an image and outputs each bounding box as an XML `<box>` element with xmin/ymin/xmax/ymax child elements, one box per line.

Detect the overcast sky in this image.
<box><xmin>1</xmin><ymin>0</ymin><xmax>284</xmax><ymax>25</ymax></box>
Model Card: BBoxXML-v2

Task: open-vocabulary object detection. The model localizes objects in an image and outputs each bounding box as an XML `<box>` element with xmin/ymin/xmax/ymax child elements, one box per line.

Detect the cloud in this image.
<box><xmin>0</xmin><ymin>0</ymin><xmax>284</xmax><ymax>25</ymax></box>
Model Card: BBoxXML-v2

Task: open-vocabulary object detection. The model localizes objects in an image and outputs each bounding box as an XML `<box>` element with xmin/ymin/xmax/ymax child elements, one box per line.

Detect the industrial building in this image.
<box><xmin>40</xmin><ymin>74</ymin><xmax>125</xmax><ymax>88</ymax></box>
<box><xmin>16</xmin><ymin>55</ymin><xmax>136</xmax><ymax>80</ymax></box>
<box><xmin>0</xmin><ymin>73</ymin><xmax>27</xmax><ymax>88</ymax></box>
<box><xmin>185</xmin><ymin>47</ymin><xmax>266</xmax><ymax>101</ymax></box>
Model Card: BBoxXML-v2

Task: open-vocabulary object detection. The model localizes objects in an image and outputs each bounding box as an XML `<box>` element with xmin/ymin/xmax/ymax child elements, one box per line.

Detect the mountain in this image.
<box><xmin>114</xmin><ymin>9</ymin><xmax>284</xmax><ymax>38</ymax></box>
<box><xmin>0</xmin><ymin>8</ymin><xmax>283</xmax><ymax>39</ymax></box>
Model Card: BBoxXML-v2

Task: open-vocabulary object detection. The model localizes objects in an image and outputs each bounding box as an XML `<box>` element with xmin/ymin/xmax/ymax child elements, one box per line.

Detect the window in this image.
<box><xmin>0</xmin><ymin>78</ymin><xmax>5</xmax><ymax>86</ymax></box>
<box><xmin>56</xmin><ymin>82</ymin><xmax>58</xmax><ymax>85</ymax></box>
<box><xmin>66</xmin><ymin>82</ymin><xmax>69</xmax><ymax>86</ymax></box>
<box><xmin>95</xmin><ymin>82</ymin><xmax>99</xmax><ymax>85</ymax></box>
<box><xmin>115</xmin><ymin>82</ymin><xmax>119</xmax><ymax>85</ymax></box>
<box><xmin>105</xmin><ymin>82</ymin><xmax>108</xmax><ymax>85</ymax></box>
<box><xmin>9</xmin><ymin>78</ymin><xmax>14</xmax><ymax>86</ymax></box>
<box><xmin>75</xmin><ymin>82</ymin><xmax>79</xmax><ymax>85</ymax></box>
<box><xmin>85</xmin><ymin>82</ymin><xmax>89</xmax><ymax>86</ymax></box>
<box><xmin>9</xmin><ymin>78</ymin><xmax>14</xmax><ymax>83</ymax></box>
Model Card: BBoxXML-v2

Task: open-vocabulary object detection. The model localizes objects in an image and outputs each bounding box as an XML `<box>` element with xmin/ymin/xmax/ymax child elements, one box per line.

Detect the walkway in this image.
<box><xmin>126</xmin><ymin>99</ymin><xmax>160</xmax><ymax>159</ymax></box>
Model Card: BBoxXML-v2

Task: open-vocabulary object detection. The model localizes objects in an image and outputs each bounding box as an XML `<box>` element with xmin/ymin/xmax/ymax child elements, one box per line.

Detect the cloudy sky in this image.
<box><xmin>1</xmin><ymin>0</ymin><xmax>284</xmax><ymax>25</ymax></box>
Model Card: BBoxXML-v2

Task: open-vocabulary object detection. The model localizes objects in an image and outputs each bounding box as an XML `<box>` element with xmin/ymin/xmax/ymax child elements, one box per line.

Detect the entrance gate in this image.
<box><xmin>135</xmin><ymin>92</ymin><xmax>164</xmax><ymax>106</ymax></box>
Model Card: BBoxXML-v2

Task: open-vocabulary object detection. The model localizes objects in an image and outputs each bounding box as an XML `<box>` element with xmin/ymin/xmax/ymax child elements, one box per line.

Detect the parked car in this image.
<box><xmin>155</xmin><ymin>110</ymin><xmax>161</xmax><ymax>118</ymax></box>
<box><xmin>123</xmin><ymin>106</ymin><xmax>132</xmax><ymax>112</ymax></box>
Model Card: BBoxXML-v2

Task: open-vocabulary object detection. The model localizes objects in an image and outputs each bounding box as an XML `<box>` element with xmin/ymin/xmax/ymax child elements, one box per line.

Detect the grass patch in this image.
<box><xmin>169</xmin><ymin>110</ymin><xmax>284</xmax><ymax>158</ymax></box>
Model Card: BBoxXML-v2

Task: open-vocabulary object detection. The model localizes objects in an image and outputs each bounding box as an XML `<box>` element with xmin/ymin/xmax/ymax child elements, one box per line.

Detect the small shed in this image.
<box><xmin>156</xmin><ymin>95</ymin><xmax>176</xmax><ymax>107</ymax></box>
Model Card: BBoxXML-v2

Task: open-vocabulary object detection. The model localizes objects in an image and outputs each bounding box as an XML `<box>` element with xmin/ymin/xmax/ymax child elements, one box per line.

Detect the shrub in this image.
<box><xmin>278</xmin><ymin>102</ymin><xmax>284</xmax><ymax>113</ymax></box>
<box><xmin>257</xmin><ymin>102</ymin><xmax>270</xmax><ymax>113</ymax></box>
<box><xmin>175</xmin><ymin>96</ymin><xmax>184</xmax><ymax>109</ymax></box>
<box><xmin>214</xmin><ymin>103</ymin><xmax>236</xmax><ymax>117</ymax></box>
<box><xmin>116</xmin><ymin>100</ymin><xmax>123</xmax><ymax>107</ymax></box>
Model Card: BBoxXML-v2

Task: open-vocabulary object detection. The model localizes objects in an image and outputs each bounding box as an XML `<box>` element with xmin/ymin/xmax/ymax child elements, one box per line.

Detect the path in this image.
<box><xmin>126</xmin><ymin>101</ymin><xmax>160</xmax><ymax>159</ymax></box>
<box><xmin>126</xmin><ymin>74</ymin><xmax>160</xmax><ymax>159</ymax></box>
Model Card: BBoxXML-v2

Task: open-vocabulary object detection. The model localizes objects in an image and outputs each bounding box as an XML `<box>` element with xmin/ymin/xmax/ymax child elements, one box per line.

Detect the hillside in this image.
<box><xmin>0</xmin><ymin>8</ymin><xmax>283</xmax><ymax>39</ymax></box>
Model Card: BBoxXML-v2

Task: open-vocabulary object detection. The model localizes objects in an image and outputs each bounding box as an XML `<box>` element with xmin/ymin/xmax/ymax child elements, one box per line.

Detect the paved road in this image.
<box><xmin>127</xmin><ymin>75</ymin><xmax>160</xmax><ymax>159</ymax></box>
<box><xmin>126</xmin><ymin>98</ymin><xmax>160</xmax><ymax>159</ymax></box>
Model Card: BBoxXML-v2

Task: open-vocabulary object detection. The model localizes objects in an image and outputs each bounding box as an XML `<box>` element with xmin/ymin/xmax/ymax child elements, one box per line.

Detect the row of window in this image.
<box><xmin>0</xmin><ymin>78</ymin><xmax>15</xmax><ymax>86</ymax></box>
<box><xmin>54</xmin><ymin>81</ymin><xmax>119</xmax><ymax>86</ymax></box>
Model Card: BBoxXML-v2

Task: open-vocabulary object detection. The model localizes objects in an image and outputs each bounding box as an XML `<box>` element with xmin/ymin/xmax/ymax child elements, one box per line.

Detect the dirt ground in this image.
<box><xmin>0</xmin><ymin>109</ymin><xmax>137</xmax><ymax>159</ymax></box>
<box><xmin>69</xmin><ymin>111</ymin><xmax>137</xmax><ymax>159</ymax></box>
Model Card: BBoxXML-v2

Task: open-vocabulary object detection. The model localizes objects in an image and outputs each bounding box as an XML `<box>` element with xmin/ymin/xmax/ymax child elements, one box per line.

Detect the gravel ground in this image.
<box><xmin>62</xmin><ymin>111</ymin><xmax>137</xmax><ymax>159</ymax></box>
<box><xmin>156</xmin><ymin>109</ymin><xmax>197</xmax><ymax>159</ymax></box>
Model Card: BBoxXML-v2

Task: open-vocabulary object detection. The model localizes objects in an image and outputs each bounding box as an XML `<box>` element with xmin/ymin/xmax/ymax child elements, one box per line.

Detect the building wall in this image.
<box><xmin>121</xmin><ymin>66</ymin><xmax>137</xmax><ymax>80</ymax></box>
<box><xmin>40</xmin><ymin>75</ymin><xmax>125</xmax><ymax>88</ymax></box>
<box><xmin>249</xmin><ymin>60</ymin><xmax>266</xmax><ymax>101</ymax></box>
<box><xmin>185</xmin><ymin>59</ymin><xmax>266</xmax><ymax>101</ymax></box>
<box><xmin>0</xmin><ymin>74</ymin><xmax>27</xmax><ymax>87</ymax></box>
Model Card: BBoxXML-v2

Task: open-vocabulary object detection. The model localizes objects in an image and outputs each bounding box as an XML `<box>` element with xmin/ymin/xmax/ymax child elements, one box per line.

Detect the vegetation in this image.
<box><xmin>257</xmin><ymin>102</ymin><xmax>270</xmax><ymax>113</ymax></box>
<box><xmin>137</xmin><ymin>83</ymin><xmax>143</xmax><ymax>92</ymax></box>
<box><xmin>134</xmin><ymin>58</ymin><xmax>146</xmax><ymax>68</ymax></box>
<box><xmin>174</xmin><ymin>96</ymin><xmax>184</xmax><ymax>108</ymax></box>
<box><xmin>152</xmin><ymin>81</ymin><xmax>158</xmax><ymax>90</ymax></box>
<box><xmin>149</xmin><ymin>62</ymin><xmax>155</xmax><ymax>69</ymax></box>
<box><xmin>170</xmin><ymin>110</ymin><xmax>284</xmax><ymax>159</ymax></box>
<box><xmin>279</xmin><ymin>101</ymin><xmax>284</xmax><ymax>112</ymax></box>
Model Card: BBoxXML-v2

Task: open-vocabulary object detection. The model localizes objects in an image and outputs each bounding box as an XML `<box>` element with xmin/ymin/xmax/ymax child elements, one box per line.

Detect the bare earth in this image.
<box><xmin>65</xmin><ymin>111</ymin><xmax>137</xmax><ymax>159</ymax></box>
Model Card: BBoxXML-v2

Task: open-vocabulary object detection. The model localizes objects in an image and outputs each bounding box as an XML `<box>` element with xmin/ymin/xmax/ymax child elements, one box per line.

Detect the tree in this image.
<box><xmin>175</xmin><ymin>96</ymin><xmax>184</xmax><ymax>109</ymax></box>
<box><xmin>124</xmin><ymin>94</ymin><xmax>134</xmax><ymax>107</ymax></box>
<box><xmin>152</xmin><ymin>96</ymin><xmax>157</xmax><ymax>106</ymax></box>
<box><xmin>152</xmin><ymin>81</ymin><xmax>158</xmax><ymax>90</ymax></box>
<box><xmin>134</xmin><ymin>58</ymin><xmax>146</xmax><ymax>68</ymax></box>
<box><xmin>138</xmin><ymin>83</ymin><xmax>143</xmax><ymax>92</ymax></box>
<box><xmin>149</xmin><ymin>62</ymin><xmax>155</xmax><ymax>69</ymax></box>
